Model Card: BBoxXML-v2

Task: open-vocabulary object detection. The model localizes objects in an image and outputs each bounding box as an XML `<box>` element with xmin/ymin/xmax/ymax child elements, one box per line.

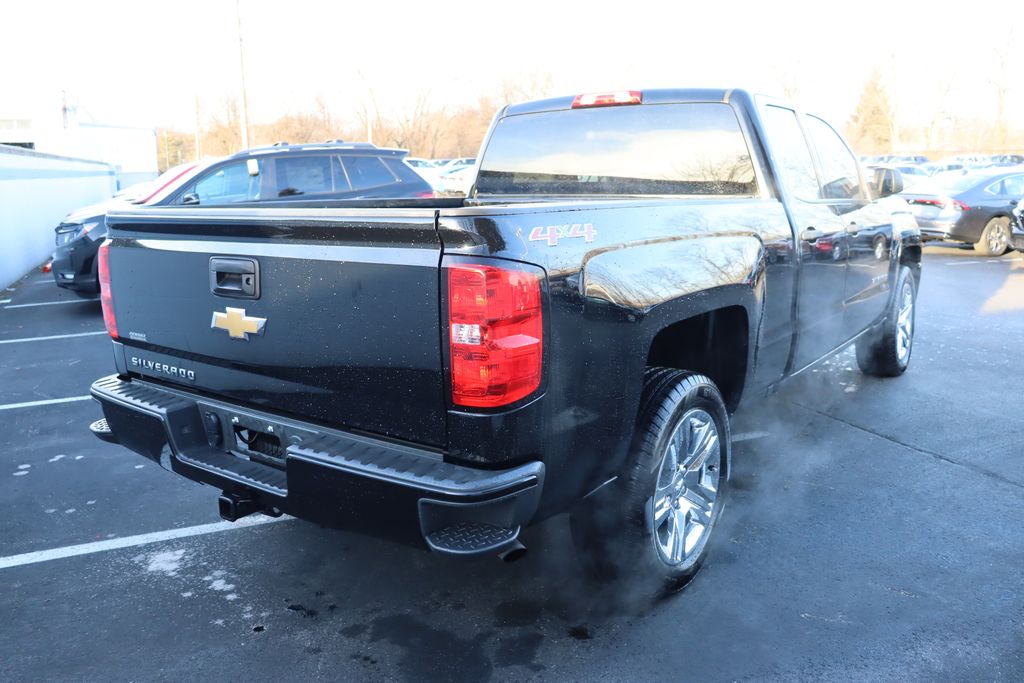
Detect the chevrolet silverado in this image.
<box><xmin>90</xmin><ymin>89</ymin><xmax>921</xmax><ymax>591</ymax></box>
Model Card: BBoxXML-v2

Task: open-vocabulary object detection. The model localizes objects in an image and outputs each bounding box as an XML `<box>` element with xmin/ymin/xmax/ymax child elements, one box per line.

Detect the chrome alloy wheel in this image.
<box><xmin>650</xmin><ymin>408</ymin><xmax>722</xmax><ymax>567</ymax></box>
<box><xmin>896</xmin><ymin>281</ymin><xmax>914</xmax><ymax>363</ymax></box>
<box><xmin>987</xmin><ymin>220</ymin><xmax>1010</xmax><ymax>254</ymax></box>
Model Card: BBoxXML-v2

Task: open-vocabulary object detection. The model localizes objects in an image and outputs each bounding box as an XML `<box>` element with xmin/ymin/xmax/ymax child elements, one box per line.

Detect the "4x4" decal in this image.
<box><xmin>528</xmin><ymin>223</ymin><xmax>597</xmax><ymax>246</ymax></box>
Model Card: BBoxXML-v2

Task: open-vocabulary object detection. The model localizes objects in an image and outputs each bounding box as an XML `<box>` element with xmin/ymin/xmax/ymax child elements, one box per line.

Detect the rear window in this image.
<box><xmin>475</xmin><ymin>103</ymin><xmax>757</xmax><ymax>196</ymax></box>
<box><xmin>383</xmin><ymin>158</ymin><xmax>425</xmax><ymax>184</ymax></box>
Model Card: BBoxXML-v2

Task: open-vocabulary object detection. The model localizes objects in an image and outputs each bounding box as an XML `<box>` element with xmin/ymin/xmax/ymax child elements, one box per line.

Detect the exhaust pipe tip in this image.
<box><xmin>497</xmin><ymin>539</ymin><xmax>528</xmax><ymax>563</ymax></box>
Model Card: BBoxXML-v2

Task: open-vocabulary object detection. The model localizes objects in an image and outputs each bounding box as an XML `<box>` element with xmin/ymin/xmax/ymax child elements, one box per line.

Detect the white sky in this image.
<box><xmin>3</xmin><ymin>0</ymin><xmax>1022</xmax><ymax>133</ymax></box>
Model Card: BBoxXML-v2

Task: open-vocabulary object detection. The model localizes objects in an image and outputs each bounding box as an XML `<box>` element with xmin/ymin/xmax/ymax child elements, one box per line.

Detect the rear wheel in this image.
<box><xmin>974</xmin><ymin>217</ymin><xmax>1011</xmax><ymax>257</ymax></box>
<box><xmin>856</xmin><ymin>265</ymin><xmax>916</xmax><ymax>377</ymax></box>
<box><xmin>571</xmin><ymin>369</ymin><xmax>729</xmax><ymax>594</ymax></box>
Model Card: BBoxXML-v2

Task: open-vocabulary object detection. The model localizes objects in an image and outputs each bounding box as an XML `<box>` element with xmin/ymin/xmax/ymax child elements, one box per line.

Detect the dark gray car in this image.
<box><xmin>900</xmin><ymin>169</ymin><xmax>1024</xmax><ymax>256</ymax></box>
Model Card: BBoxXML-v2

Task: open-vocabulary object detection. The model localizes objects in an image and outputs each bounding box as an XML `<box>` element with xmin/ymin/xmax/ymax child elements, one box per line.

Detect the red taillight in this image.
<box><xmin>571</xmin><ymin>90</ymin><xmax>643</xmax><ymax>108</ymax></box>
<box><xmin>448</xmin><ymin>264</ymin><xmax>543</xmax><ymax>408</ymax></box>
<box><xmin>98</xmin><ymin>241</ymin><xmax>118</xmax><ymax>339</ymax></box>
<box><xmin>909</xmin><ymin>197</ymin><xmax>969</xmax><ymax>211</ymax></box>
<box><xmin>415</xmin><ymin>190</ymin><xmax>436</xmax><ymax>198</ymax></box>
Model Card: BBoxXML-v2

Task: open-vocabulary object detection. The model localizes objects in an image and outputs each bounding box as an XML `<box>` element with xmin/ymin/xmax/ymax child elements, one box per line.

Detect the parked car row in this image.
<box><xmin>52</xmin><ymin>142</ymin><xmax>434</xmax><ymax>295</ymax></box>
<box><xmin>860</xmin><ymin>153</ymin><xmax>1024</xmax><ymax>179</ymax></box>
<box><xmin>406</xmin><ymin>157</ymin><xmax>476</xmax><ymax>194</ymax></box>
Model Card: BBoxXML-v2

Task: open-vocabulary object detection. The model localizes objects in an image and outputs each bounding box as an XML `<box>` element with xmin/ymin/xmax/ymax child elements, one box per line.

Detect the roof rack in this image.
<box><xmin>229</xmin><ymin>141</ymin><xmax>393</xmax><ymax>158</ymax></box>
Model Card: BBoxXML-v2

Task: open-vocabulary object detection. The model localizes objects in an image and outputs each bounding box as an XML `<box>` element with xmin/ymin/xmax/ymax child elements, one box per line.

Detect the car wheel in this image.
<box><xmin>973</xmin><ymin>217</ymin><xmax>1011</xmax><ymax>257</ymax></box>
<box><xmin>570</xmin><ymin>369</ymin><xmax>730</xmax><ymax>594</ymax></box>
<box><xmin>855</xmin><ymin>265</ymin><xmax>917</xmax><ymax>377</ymax></box>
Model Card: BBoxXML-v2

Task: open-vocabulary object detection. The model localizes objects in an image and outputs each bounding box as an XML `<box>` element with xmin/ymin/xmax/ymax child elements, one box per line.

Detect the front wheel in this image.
<box><xmin>856</xmin><ymin>265</ymin><xmax>917</xmax><ymax>377</ymax></box>
<box><xmin>571</xmin><ymin>369</ymin><xmax>730</xmax><ymax>593</ymax></box>
<box><xmin>974</xmin><ymin>217</ymin><xmax>1011</xmax><ymax>257</ymax></box>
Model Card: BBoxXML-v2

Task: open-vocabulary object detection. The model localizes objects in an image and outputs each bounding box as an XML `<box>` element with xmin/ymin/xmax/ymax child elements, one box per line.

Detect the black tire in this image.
<box><xmin>570</xmin><ymin>369</ymin><xmax>730</xmax><ymax>594</ymax></box>
<box><xmin>855</xmin><ymin>265</ymin><xmax>917</xmax><ymax>377</ymax></box>
<box><xmin>973</xmin><ymin>217</ymin><xmax>1011</xmax><ymax>257</ymax></box>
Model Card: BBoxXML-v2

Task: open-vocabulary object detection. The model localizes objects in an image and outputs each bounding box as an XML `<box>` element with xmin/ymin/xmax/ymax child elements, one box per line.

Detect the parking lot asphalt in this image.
<box><xmin>2</xmin><ymin>247</ymin><xmax>1023</xmax><ymax>682</ymax></box>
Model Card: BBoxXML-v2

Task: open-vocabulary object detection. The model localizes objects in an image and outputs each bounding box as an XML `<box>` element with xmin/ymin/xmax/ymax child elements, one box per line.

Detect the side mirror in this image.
<box><xmin>875</xmin><ymin>168</ymin><xmax>904</xmax><ymax>198</ymax></box>
<box><xmin>181</xmin><ymin>192</ymin><xmax>200</xmax><ymax>205</ymax></box>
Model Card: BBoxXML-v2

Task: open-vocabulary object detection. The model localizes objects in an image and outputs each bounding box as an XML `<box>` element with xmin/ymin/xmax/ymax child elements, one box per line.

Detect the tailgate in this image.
<box><xmin>104</xmin><ymin>207</ymin><xmax>447</xmax><ymax>447</ymax></box>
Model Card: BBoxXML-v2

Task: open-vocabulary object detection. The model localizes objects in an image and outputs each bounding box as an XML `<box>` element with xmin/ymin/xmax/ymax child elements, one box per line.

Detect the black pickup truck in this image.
<box><xmin>90</xmin><ymin>89</ymin><xmax>921</xmax><ymax>591</ymax></box>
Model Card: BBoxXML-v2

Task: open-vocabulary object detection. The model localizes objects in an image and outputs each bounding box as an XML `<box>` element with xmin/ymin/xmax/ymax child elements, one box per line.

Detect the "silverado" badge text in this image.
<box><xmin>130</xmin><ymin>357</ymin><xmax>196</xmax><ymax>381</ymax></box>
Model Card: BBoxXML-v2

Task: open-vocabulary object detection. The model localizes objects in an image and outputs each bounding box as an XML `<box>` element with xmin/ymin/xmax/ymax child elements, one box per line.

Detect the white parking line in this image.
<box><xmin>0</xmin><ymin>330</ymin><xmax>107</xmax><ymax>345</ymax></box>
<box><xmin>0</xmin><ymin>299</ymin><xmax>10</xmax><ymax>304</ymax></box>
<box><xmin>3</xmin><ymin>299</ymin><xmax>96</xmax><ymax>310</ymax></box>
<box><xmin>0</xmin><ymin>515</ymin><xmax>290</xmax><ymax>570</ymax></box>
<box><xmin>944</xmin><ymin>258</ymin><xmax>1024</xmax><ymax>266</ymax></box>
<box><xmin>0</xmin><ymin>396</ymin><xmax>92</xmax><ymax>411</ymax></box>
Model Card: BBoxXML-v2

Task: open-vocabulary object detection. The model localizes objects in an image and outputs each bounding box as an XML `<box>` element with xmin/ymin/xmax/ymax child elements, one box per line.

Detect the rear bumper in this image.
<box><xmin>90</xmin><ymin>374</ymin><xmax>544</xmax><ymax>556</ymax></box>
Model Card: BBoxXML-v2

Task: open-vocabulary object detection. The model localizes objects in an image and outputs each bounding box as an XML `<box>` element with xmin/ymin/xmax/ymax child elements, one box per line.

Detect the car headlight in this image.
<box><xmin>79</xmin><ymin>221</ymin><xmax>100</xmax><ymax>237</ymax></box>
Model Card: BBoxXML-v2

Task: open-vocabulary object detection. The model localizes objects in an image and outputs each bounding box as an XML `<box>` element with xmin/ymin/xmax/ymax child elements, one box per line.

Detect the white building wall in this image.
<box><xmin>0</xmin><ymin>91</ymin><xmax>158</xmax><ymax>189</ymax></box>
<box><xmin>0</xmin><ymin>145</ymin><xmax>116</xmax><ymax>289</ymax></box>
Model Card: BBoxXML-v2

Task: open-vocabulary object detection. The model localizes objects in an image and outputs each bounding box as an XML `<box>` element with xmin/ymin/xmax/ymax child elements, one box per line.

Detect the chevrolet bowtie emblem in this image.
<box><xmin>211</xmin><ymin>307</ymin><xmax>267</xmax><ymax>340</ymax></box>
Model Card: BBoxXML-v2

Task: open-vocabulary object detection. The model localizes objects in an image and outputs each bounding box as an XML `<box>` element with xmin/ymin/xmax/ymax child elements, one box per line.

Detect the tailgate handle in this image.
<box><xmin>210</xmin><ymin>257</ymin><xmax>259</xmax><ymax>299</ymax></box>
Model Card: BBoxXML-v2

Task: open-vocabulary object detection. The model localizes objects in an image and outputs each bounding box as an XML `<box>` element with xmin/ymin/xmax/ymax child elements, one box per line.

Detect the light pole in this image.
<box><xmin>235</xmin><ymin>0</ymin><xmax>250</xmax><ymax>150</ymax></box>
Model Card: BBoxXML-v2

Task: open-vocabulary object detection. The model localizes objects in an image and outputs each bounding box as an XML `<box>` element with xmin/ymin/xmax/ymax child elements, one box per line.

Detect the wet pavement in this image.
<box><xmin>2</xmin><ymin>246</ymin><xmax>1023</xmax><ymax>681</ymax></box>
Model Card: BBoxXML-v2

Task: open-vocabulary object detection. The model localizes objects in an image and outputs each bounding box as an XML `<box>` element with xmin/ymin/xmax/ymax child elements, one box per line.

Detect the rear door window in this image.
<box><xmin>476</xmin><ymin>102</ymin><xmax>757</xmax><ymax>196</ymax></box>
<box><xmin>342</xmin><ymin>156</ymin><xmax>398</xmax><ymax>191</ymax></box>
<box><xmin>761</xmin><ymin>105</ymin><xmax>819</xmax><ymax>201</ymax></box>
<box><xmin>273</xmin><ymin>155</ymin><xmax>334</xmax><ymax>197</ymax></box>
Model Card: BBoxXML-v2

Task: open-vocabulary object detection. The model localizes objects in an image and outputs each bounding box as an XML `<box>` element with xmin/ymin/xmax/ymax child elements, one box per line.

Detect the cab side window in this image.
<box><xmin>805</xmin><ymin>116</ymin><xmax>863</xmax><ymax>201</ymax></box>
<box><xmin>187</xmin><ymin>160</ymin><xmax>262</xmax><ymax>204</ymax></box>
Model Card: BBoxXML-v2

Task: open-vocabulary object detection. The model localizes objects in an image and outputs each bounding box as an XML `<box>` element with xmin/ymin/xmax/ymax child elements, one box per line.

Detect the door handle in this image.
<box><xmin>801</xmin><ymin>227</ymin><xmax>822</xmax><ymax>242</ymax></box>
<box><xmin>210</xmin><ymin>257</ymin><xmax>260</xmax><ymax>299</ymax></box>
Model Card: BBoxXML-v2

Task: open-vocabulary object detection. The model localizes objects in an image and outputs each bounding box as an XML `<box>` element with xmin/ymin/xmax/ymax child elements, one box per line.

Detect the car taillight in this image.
<box><xmin>571</xmin><ymin>90</ymin><xmax>643</xmax><ymax>108</ymax></box>
<box><xmin>448</xmin><ymin>263</ymin><xmax>543</xmax><ymax>408</ymax></box>
<box><xmin>98</xmin><ymin>241</ymin><xmax>118</xmax><ymax>339</ymax></box>
<box><xmin>951</xmin><ymin>199</ymin><xmax>970</xmax><ymax>211</ymax></box>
